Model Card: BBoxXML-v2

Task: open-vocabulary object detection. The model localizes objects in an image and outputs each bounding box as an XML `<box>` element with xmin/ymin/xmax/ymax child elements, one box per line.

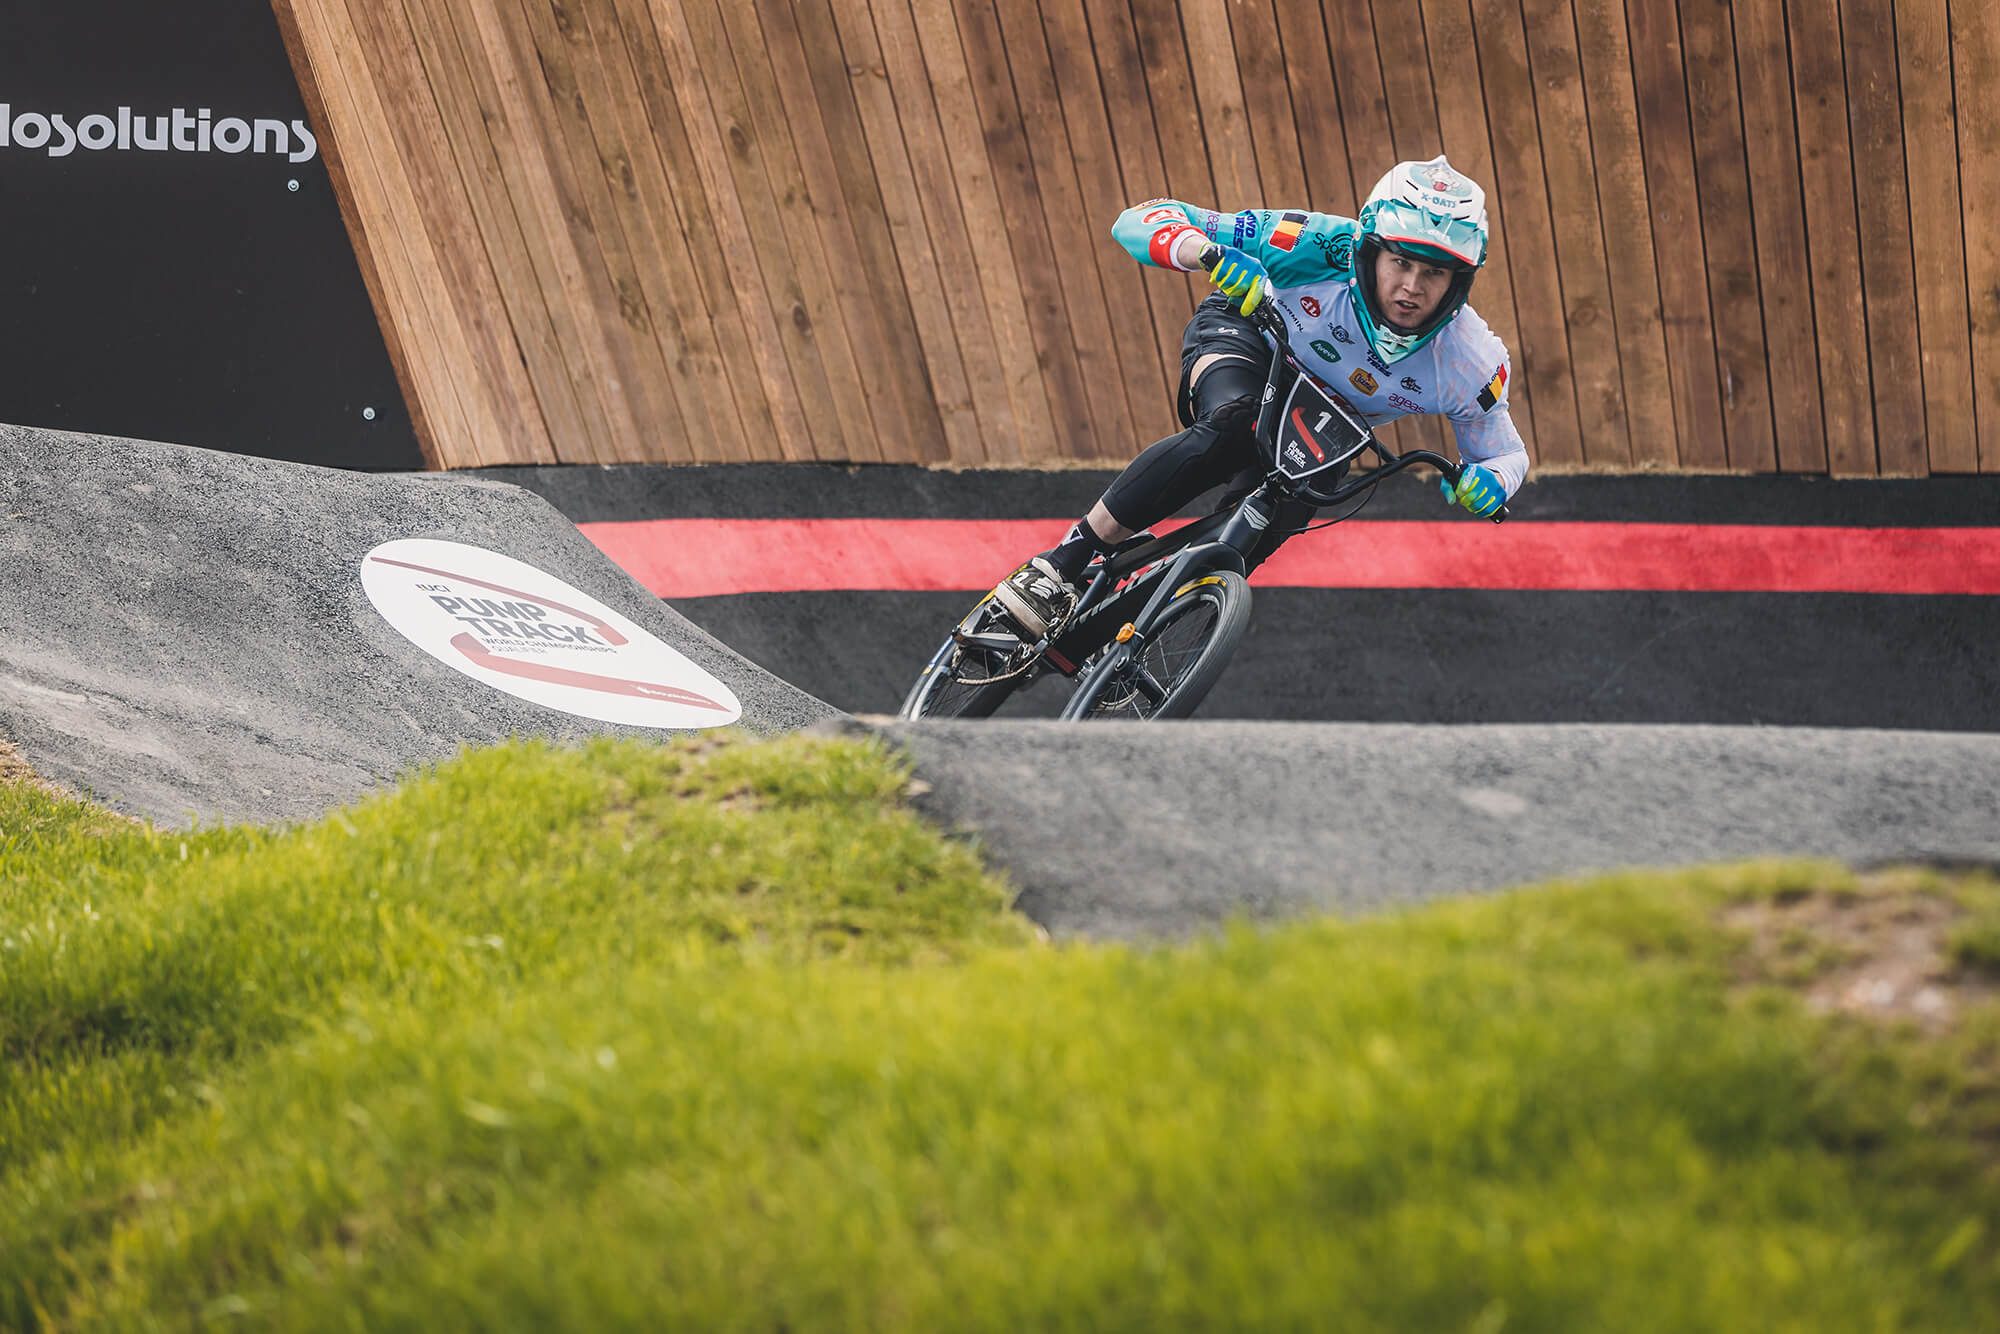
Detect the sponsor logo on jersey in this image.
<box><xmin>1270</xmin><ymin>210</ymin><xmax>1308</xmax><ymax>251</ymax></box>
<box><xmin>1349</xmin><ymin>368</ymin><xmax>1378</xmax><ymax>395</ymax></box>
<box><xmin>1310</xmin><ymin>230</ymin><xmax>1353</xmax><ymax>271</ymax></box>
<box><xmin>1141</xmin><ymin>205</ymin><xmax>1182</xmax><ymax>225</ymax></box>
<box><xmin>1233</xmin><ymin>211</ymin><xmax>1257</xmax><ymax>246</ymax></box>
<box><xmin>1477</xmin><ymin>363</ymin><xmax>1508</xmax><ymax>412</ymax></box>
<box><xmin>1400</xmin><ymin>375</ymin><xmax>1423</xmax><ymax>392</ymax></box>
<box><xmin>1366</xmin><ymin>345</ymin><xmax>1390</xmax><ymax>374</ymax></box>
<box><xmin>1331</xmin><ymin>325</ymin><xmax>1353</xmax><ymax>344</ymax></box>
<box><xmin>1138</xmin><ymin>196</ymin><xmax>1171</xmax><ymax>207</ymax></box>
<box><xmin>1149</xmin><ymin>223</ymin><xmax>1193</xmax><ymax>268</ymax></box>
<box><xmin>1388</xmin><ymin>393</ymin><xmax>1422</xmax><ymax>412</ymax></box>
<box><xmin>1300</xmin><ymin>295</ymin><xmax>1322</xmax><ymax>317</ymax></box>
<box><xmin>1309</xmin><ymin>338</ymin><xmax>1340</xmax><ymax>363</ymax></box>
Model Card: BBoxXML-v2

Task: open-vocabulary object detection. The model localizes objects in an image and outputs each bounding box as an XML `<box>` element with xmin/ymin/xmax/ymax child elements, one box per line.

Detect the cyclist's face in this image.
<box><xmin>1374</xmin><ymin>250</ymin><xmax>1454</xmax><ymax>329</ymax></box>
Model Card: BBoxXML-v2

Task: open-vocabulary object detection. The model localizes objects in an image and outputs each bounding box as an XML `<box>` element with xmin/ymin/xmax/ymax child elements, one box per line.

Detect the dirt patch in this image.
<box><xmin>0</xmin><ymin>738</ymin><xmax>67</xmax><ymax>798</ymax></box>
<box><xmin>1725</xmin><ymin>878</ymin><xmax>1998</xmax><ymax>1034</ymax></box>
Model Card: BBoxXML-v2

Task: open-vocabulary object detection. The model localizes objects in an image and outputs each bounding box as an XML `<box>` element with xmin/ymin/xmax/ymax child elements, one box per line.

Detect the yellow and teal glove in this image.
<box><xmin>1441</xmin><ymin>463</ymin><xmax>1505</xmax><ymax>517</ymax></box>
<box><xmin>1201</xmin><ymin>243</ymin><xmax>1270</xmax><ymax>317</ymax></box>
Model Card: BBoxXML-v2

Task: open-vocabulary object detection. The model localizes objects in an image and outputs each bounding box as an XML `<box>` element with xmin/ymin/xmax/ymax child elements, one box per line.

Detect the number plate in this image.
<box><xmin>1275</xmin><ymin>373</ymin><xmax>1370</xmax><ymax>483</ymax></box>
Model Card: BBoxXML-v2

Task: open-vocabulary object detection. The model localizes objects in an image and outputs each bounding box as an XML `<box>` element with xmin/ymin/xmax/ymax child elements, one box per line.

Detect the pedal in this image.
<box><xmin>950</xmin><ymin>628</ymin><xmax>1027</xmax><ymax>655</ymax></box>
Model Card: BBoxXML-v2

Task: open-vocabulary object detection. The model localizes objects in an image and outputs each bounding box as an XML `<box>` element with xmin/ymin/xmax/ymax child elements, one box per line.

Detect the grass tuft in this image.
<box><xmin>3</xmin><ymin>734</ymin><xmax>1998</xmax><ymax>1331</ymax></box>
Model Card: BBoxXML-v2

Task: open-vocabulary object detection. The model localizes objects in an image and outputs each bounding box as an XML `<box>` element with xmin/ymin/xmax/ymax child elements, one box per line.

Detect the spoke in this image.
<box><xmin>1131</xmin><ymin>663</ymin><xmax>1169</xmax><ymax>707</ymax></box>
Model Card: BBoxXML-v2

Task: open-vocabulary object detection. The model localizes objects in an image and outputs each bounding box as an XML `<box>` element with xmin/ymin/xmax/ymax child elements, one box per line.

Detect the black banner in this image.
<box><xmin>0</xmin><ymin>3</ymin><xmax>421</xmax><ymax>470</ymax></box>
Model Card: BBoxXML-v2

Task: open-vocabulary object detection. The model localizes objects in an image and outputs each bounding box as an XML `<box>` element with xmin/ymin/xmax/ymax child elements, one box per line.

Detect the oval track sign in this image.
<box><xmin>361</xmin><ymin>538</ymin><xmax>742</xmax><ymax>729</ymax></box>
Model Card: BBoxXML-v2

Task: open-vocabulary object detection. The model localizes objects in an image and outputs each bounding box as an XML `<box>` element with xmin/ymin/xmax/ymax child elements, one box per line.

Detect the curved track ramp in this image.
<box><xmin>867</xmin><ymin>719</ymin><xmax>2000</xmax><ymax>939</ymax></box>
<box><xmin>0</xmin><ymin>424</ymin><xmax>831</xmax><ymax>827</ymax></box>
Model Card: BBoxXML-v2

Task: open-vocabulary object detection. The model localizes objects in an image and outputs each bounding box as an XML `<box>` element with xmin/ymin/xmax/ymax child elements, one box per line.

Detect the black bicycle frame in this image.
<box><xmin>1040</xmin><ymin>308</ymin><xmax>1480</xmax><ymax>677</ymax></box>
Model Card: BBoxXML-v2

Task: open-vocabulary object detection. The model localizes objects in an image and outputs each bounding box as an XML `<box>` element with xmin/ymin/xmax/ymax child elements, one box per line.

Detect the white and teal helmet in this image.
<box><xmin>1351</xmin><ymin>156</ymin><xmax>1489</xmax><ymax>364</ymax></box>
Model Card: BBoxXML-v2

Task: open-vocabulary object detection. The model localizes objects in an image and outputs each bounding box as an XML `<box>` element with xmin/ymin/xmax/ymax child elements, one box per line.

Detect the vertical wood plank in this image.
<box><xmin>459</xmin><ymin>0</ymin><xmax>659</xmax><ymax>462</ymax></box>
<box><xmin>1083</xmin><ymin>0</ymin><xmax>1199</xmax><ymax>407</ymax></box>
<box><xmin>606</xmin><ymin>0</ymin><xmax>784</xmax><ymax>457</ymax></box>
<box><xmin>1180</xmin><ymin>0</ymin><xmax>1261</xmax><ymax>207</ymax></box>
<box><xmin>902</xmin><ymin>1</ymin><xmax>1060</xmax><ymax>462</ymax></box>
<box><xmin>1729</xmin><ymin>0</ymin><xmax>1827</xmax><ymax>472</ymax></box>
<box><xmin>701</xmin><ymin>0</ymin><xmax>891</xmax><ymax>460</ymax></box>
<box><xmin>1321</xmin><ymin>0</ymin><xmax>1394</xmax><ymax>206</ymax></box>
<box><xmin>1516</xmin><ymin>0</ymin><xmax>1632</xmax><ymax>465</ymax></box>
<box><xmin>1418</xmin><ymin>0</ymin><xmax>1534</xmax><ymax>451</ymax></box>
<box><xmin>1786</xmin><ymin>0</ymin><xmax>1878</xmax><ymax>474</ymax></box>
<box><xmin>867</xmin><ymin>0</ymin><xmax>1032</xmax><ymax>462</ymax></box>
<box><xmin>1624</xmin><ymin>0</ymin><xmax>1731</xmax><ymax>469</ymax></box>
<box><xmin>1840</xmin><ymin>0</ymin><xmax>1927</xmax><ymax>474</ymax></box>
<box><xmin>397</xmin><ymin>0</ymin><xmax>591</xmax><ymax>463</ymax></box>
<box><xmin>1127</xmin><ymin>0</ymin><xmax>1221</xmax><ymax>320</ymax></box>
<box><xmin>524</xmin><ymin>0</ymin><xmax>710</xmax><ymax>464</ymax></box>
<box><xmin>1227</xmin><ymin>0</ymin><xmax>1309</xmax><ymax>204</ymax></box>
<box><xmin>1470</xmin><ymin>0</ymin><xmax>1584</xmax><ymax>465</ymax></box>
<box><xmin>774</xmin><ymin>0</ymin><xmax>949</xmax><ymax>462</ymax></box>
<box><xmin>648</xmin><ymin>0</ymin><xmax>834</xmax><ymax>460</ymax></box>
<box><xmin>1953</xmin><ymin>0</ymin><xmax>2000</xmax><ymax>471</ymax></box>
<box><xmin>745</xmin><ymin>0</ymin><xmax>946</xmax><ymax>463</ymax></box>
<box><xmin>572</xmin><ymin>0</ymin><xmax>755</xmax><ymax>461</ymax></box>
<box><xmin>1569</xmin><ymin>0</ymin><xmax>1676</xmax><ymax>466</ymax></box>
<box><xmin>1269</xmin><ymin>0</ymin><xmax>1357</xmax><ymax>213</ymax></box>
<box><xmin>303</xmin><ymin>0</ymin><xmax>482</xmax><ymax>463</ymax></box>
<box><xmin>707</xmin><ymin>0</ymin><xmax>886</xmax><ymax>460</ymax></box>
<box><xmin>1677</xmin><ymin>0</ymin><xmax>1777</xmax><ymax>470</ymax></box>
<box><xmin>944</xmin><ymin>0</ymin><xmax>1099</xmax><ymax>459</ymax></box>
<box><xmin>571</xmin><ymin>0</ymin><xmax>761</xmax><ymax>462</ymax></box>
<box><xmin>1896</xmin><ymin>0</ymin><xmax>1976</xmax><ymax>472</ymax></box>
<box><xmin>819</xmin><ymin>0</ymin><xmax>987</xmax><ymax>462</ymax></box>
<box><xmin>1038</xmin><ymin>0</ymin><xmax>1179</xmax><ymax>446</ymax></box>
<box><xmin>347</xmin><ymin>0</ymin><xmax>557</xmax><ymax>465</ymax></box>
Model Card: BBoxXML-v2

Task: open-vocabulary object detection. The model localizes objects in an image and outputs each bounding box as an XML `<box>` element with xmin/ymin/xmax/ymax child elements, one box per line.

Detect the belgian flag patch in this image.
<box><xmin>1270</xmin><ymin>210</ymin><xmax>1308</xmax><ymax>251</ymax></box>
<box><xmin>1476</xmin><ymin>364</ymin><xmax>1508</xmax><ymax>412</ymax></box>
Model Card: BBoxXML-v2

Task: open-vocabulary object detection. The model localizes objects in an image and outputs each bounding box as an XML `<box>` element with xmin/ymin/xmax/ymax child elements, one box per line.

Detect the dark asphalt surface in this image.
<box><xmin>682</xmin><ymin>588</ymin><xmax>2000</xmax><ymax>730</ymax></box>
<box><xmin>0</xmin><ymin>424</ymin><xmax>831</xmax><ymax>827</ymax></box>
<box><xmin>858</xmin><ymin>718</ymin><xmax>2000</xmax><ymax>938</ymax></box>
<box><xmin>5</xmin><ymin>432</ymin><xmax>1995</xmax><ymax>943</ymax></box>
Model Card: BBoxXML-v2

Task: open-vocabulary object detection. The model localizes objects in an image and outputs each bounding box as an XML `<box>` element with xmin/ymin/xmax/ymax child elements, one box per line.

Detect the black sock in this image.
<box><xmin>1045</xmin><ymin>519</ymin><xmax>1117</xmax><ymax>581</ymax></box>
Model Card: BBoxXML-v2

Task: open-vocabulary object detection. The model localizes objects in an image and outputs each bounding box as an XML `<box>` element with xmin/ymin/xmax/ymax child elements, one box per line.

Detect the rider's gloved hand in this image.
<box><xmin>1200</xmin><ymin>244</ymin><xmax>1270</xmax><ymax>317</ymax></box>
<box><xmin>1441</xmin><ymin>463</ymin><xmax>1505</xmax><ymax>517</ymax></box>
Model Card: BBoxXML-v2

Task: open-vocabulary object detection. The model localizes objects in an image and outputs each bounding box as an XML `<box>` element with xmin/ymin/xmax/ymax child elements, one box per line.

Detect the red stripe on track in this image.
<box><xmin>578</xmin><ymin>518</ymin><xmax>2000</xmax><ymax>598</ymax></box>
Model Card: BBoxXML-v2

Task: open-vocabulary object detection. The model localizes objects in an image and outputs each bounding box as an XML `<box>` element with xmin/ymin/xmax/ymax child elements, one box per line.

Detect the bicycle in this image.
<box><xmin>898</xmin><ymin>279</ymin><xmax>1508</xmax><ymax>723</ymax></box>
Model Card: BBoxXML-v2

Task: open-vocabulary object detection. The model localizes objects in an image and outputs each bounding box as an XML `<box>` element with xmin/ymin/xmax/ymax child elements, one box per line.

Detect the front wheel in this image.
<box><xmin>898</xmin><ymin>596</ymin><xmax>1034</xmax><ymax>719</ymax></box>
<box><xmin>1064</xmin><ymin>570</ymin><xmax>1251</xmax><ymax>721</ymax></box>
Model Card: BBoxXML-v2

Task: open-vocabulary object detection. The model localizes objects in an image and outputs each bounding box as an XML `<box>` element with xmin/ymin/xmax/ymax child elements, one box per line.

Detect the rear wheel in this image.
<box><xmin>898</xmin><ymin>597</ymin><xmax>1035</xmax><ymax>719</ymax></box>
<box><xmin>1065</xmin><ymin>569</ymin><xmax>1251</xmax><ymax>720</ymax></box>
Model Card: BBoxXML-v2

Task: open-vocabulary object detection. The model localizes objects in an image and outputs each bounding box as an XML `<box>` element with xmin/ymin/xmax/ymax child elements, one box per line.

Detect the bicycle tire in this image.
<box><xmin>1066</xmin><ymin>569</ymin><xmax>1251</xmax><ymax>721</ymax></box>
<box><xmin>897</xmin><ymin>597</ymin><xmax>1032</xmax><ymax>719</ymax></box>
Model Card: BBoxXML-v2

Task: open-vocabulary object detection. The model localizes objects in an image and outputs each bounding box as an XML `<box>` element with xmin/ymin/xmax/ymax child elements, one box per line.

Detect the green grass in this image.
<box><xmin>2</xmin><ymin>732</ymin><xmax>1998</xmax><ymax>1331</ymax></box>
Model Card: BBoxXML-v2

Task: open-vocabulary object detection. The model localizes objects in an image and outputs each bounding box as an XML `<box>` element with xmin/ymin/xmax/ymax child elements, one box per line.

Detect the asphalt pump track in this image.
<box><xmin>3</xmin><ymin>424</ymin><xmax>1996</xmax><ymax>939</ymax></box>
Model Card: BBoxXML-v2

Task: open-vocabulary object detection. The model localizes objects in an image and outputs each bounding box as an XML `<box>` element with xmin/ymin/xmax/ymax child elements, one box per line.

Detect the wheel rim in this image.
<box><xmin>1084</xmin><ymin>592</ymin><xmax>1222</xmax><ymax>719</ymax></box>
<box><xmin>908</xmin><ymin>602</ymin><xmax>1029</xmax><ymax>718</ymax></box>
<box><xmin>916</xmin><ymin>642</ymin><xmax>1014</xmax><ymax>716</ymax></box>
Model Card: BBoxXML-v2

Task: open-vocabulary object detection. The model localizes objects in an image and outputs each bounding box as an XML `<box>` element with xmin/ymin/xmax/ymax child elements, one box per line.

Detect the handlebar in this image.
<box><xmin>1198</xmin><ymin>246</ymin><xmax>1508</xmax><ymax>523</ymax></box>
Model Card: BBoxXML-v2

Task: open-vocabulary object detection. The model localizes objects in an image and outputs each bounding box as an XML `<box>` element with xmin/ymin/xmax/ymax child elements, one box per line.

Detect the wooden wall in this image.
<box><xmin>275</xmin><ymin>0</ymin><xmax>1998</xmax><ymax>476</ymax></box>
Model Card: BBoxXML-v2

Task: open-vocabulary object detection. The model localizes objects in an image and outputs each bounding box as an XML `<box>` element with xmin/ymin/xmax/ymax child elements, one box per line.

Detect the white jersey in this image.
<box><xmin>1112</xmin><ymin>197</ymin><xmax>1531</xmax><ymax>498</ymax></box>
<box><xmin>1268</xmin><ymin>280</ymin><xmax>1529</xmax><ymax>497</ymax></box>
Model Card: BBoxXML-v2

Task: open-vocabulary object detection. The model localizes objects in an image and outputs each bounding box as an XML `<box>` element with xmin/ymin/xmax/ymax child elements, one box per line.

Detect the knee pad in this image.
<box><xmin>1196</xmin><ymin>392</ymin><xmax>1260</xmax><ymax>444</ymax></box>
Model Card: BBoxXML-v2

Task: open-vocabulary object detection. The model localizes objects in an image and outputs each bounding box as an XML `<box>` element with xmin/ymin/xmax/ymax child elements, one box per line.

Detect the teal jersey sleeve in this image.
<box><xmin>1110</xmin><ymin>199</ymin><xmax>1360</xmax><ymax>286</ymax></box>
